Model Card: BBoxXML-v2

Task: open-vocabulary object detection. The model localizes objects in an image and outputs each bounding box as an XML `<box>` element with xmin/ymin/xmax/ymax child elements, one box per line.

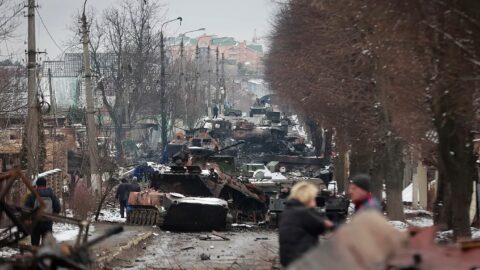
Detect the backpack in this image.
<box><xmin>34</xmin><ymin>196</ymin><xmax>53</xmax><ymax>214</ymax></box>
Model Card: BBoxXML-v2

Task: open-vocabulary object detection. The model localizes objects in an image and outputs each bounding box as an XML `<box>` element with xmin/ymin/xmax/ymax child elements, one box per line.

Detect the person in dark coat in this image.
<box><xmin>116</xmin><ymin>178</ymin><xmax>131</xmax><ymax>218</ymax></box>
<box><xmin>279</xmin><ymin>182</ymin><xmax>333</xmax><ymax>267</ymax></box>
<box><xmin>25</xmin><ymin>177</ymin><xmax>61</xmax><ymax>246</ymax></box>
<box><xmin>212</xmin><ymin>105</ymin><xmax>219</xmax><ymax>119</ymax></box>
<box><xmin>349</xmin><ymin>173</ymin><xmax>382</xmax><ymax>212</ymax></box>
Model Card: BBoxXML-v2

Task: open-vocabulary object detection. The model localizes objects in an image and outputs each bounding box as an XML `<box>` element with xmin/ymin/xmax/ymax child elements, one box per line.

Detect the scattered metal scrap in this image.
<box><xmin>0</xmin><ymin>167</ymin><xmax>123</xmax><ymax>269</ymax></box>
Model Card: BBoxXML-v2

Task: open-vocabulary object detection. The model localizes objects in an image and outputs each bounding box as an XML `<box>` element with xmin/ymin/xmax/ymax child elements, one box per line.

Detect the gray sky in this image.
<box><xmin>2</xmin><ymin>0</ymin><xmax>277</xmax><ymax>61</ymax></box>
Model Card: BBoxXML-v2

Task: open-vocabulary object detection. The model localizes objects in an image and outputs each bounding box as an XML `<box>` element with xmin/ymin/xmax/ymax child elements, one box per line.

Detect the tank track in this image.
<box><xmin>126</xmin><ymin>208</ymin><xmax>164</xmax><ymax>226</ymax></box>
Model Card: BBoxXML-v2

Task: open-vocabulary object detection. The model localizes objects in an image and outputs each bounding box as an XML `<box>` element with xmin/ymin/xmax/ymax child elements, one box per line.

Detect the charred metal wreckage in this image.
<box><xmin>125</xmin><ymin>97</ymin><xmax>349</xmax><ymax>231</ymax></box>
<box><xmin>0</xmin><ymin>167</ymin><xmax>123</xmax><ymax>270</ymax></box>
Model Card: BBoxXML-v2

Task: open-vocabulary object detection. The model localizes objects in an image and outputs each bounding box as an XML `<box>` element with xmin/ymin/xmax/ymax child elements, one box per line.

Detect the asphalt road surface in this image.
<box><xmin>104</xmin><ymin>229</ymin><xmax>280</xmax><ymax>270</ymax></box>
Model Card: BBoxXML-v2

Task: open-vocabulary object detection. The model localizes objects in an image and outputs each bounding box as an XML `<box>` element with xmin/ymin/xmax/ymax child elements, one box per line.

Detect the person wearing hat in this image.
<box><xmin>24</xmin><ymin>177</ymin><xmax>61</xmax><ymax>246</ymax></box>
<box><xmin>348</xmin><ymin>173</ymin><xmax>381</xmax><ymax>212</ymax></box>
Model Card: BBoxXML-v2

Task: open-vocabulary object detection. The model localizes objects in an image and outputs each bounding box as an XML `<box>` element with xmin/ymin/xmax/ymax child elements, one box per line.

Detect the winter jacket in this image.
<box><xmin>116</xmin><ymin>183</ymin><xmax>131</xmax><ymax>201</ymax></box>
<box><xmin>279</xmin><ymin>199</ymin><xmax>326</xmax><ymax>267</ymax></box>
<box><xmin>25</xmin><ymin>187</ymin><xmax>61</xmax><ymax>225</ymax></box>
<box><xmin>354</xmin><ymin>195</ymin><xmax>382</xmax><ymax>212</ymax></box>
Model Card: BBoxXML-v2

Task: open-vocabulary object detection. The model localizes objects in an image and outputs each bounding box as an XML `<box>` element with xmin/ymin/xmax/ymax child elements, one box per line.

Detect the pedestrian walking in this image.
<box><xmin>348</xmin><ymin>173</ymin><xmax>382</xmax><ymax>213</ymax></box>
<box><xmin>116</xmin><ymin>178</ymin><xmax>131</xmax><ymax>218</ymax></box>
<box><xmin>212</xmin><ymin>105</ymin><xmax>219</xmax><ymax>119</ymax></box>
<box><xmin>279</xmin><ymin>182</ymin><xmax>333</xmax><ymax>267</ymax></box>
<box><xmin>24</xmin><ymin>177</ymin><xmax>61</xmax><ymax>246</ymax></box>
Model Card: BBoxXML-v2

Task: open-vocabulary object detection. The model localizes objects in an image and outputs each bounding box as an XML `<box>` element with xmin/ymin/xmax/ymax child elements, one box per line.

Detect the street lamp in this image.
<box><xmin>159</xmin><ymin>17</ymin><xmax>182</xmax><ymax>149</ymax></box>
<box><xmin>179</xmin><ymin>28</ymin><xmax>206</xmax><ymax>62</ymax></box>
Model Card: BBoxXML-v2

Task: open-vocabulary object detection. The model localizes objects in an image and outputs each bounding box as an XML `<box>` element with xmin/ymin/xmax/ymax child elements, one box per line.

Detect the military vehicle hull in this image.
<box><xmin>127</xmin><ymin>191</ymin><xmax>229</xmax><ymax>231</ymax></box>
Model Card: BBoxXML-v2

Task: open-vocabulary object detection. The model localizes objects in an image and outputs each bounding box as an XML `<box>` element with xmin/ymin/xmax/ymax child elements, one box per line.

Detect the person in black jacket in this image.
<box><xmin>279</xmin><ymin>182</ymin><xmax>333</xmax><ymax>267</ymax></box>
<box><xmin>116</xmin><ymin>178</ymin><xmax>131</xmax><ymax>218</ymax></box>
<box><xmin>24</xmin><ymin>177</ymin><xmax>61</xmax><ymax>246</ymax></box>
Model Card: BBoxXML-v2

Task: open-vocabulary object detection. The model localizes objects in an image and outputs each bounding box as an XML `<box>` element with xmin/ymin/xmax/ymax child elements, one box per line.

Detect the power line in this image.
<box><xmin>35</xmin><ymin>7</ymin><xmax>63</xmax><ymax>54</ymax></box>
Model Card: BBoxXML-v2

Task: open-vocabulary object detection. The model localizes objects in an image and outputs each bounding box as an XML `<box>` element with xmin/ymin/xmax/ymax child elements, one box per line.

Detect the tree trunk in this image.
<box><xmin>436</xmin><ymin>116</ymin><xmax>475</xmax><ymax>238</ymax></box>
<box><xmin>324</xmin><ymin>128</ymin><xmax>333</xmax><ymax>164</ymax></box>
<box><xmin>434</xmin><ymin>169</ymin><xmax>453</xmax><ymax>229</ymax></box>
<box><xmin>114</xmin><ymin>123</ymin><xmax>125</xmax><ymax>165</ymax></box>
<box><xmin>350</xmin><ymin>143</ymin><xmax>382</xmax><ymax>199</ymax></box>
<box><xmin>370</xmin><ymin>152</ymin><xmax>384</xmax><ymax>203</ymax></box>
<box><xmin>334</xmin><ymin>151</ymin><xmax>346</xmax><ymax>193</ymax></box>
<box><xmin>306</xmin><ymin>120</ymin><xmax>323</xmax><ymax>157</ymax></box>
<box><xmin>384</xmin><ymin>138</ymin><xmax>405</xmax><ymax>221</ymax></box>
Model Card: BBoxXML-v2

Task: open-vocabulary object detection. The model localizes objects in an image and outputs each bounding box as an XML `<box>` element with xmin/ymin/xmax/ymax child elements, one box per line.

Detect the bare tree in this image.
<box><xmin>0</xmin><ymin>0</ymin><xmax>22</xmax><ymax>42</ymax></box>
<box><xmin>266</xmin><ymin>0</ymin><xmax>480</xmax><ymax>238</ymax></box>
<box><xmin>81</xmin><ymin>0</ymin><xmax>166</xmax><ymax>164</ymax></box>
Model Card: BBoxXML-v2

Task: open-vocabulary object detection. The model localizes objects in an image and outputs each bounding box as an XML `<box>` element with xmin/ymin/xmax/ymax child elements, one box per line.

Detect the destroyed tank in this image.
<box><xmin>249</xmin><ymin>172</ymin><xmax>349</xmax><ymax>227</ymax></box>
<box><xmin>127</xmin><ymin>191</ymin><xmax>229</xmax><ymax>231</ymax></box>
<box><xmin>129</xmin><ymin>141</ymin><xmax>267</xmax><ymax>227</ymax></box>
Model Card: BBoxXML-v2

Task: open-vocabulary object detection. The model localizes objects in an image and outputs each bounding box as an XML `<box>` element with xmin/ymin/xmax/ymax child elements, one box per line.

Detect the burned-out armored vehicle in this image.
<box><xmin>129</xmin><ymin>141</ymin><xmax>267</xmax><ymax>228</ymax></box>
<box><xmin>249</xmin><ymin>174</ymin><xmax>349</xmax><ymax>227</ymax></box>
<box><xmin>127</xmin><ymin>191</ymin><xmax>229</xmax><ymax>231</ymax></box>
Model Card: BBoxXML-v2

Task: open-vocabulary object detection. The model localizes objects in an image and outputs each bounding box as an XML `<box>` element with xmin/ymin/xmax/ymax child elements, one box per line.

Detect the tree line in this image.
<box><xmin>266</xmin><ymin>0</ymin><xmax>480</xmax><ymax>238</ymax></box>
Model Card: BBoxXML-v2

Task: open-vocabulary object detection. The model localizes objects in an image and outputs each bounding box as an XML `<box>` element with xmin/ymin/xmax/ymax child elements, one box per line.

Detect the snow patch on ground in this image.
<box><xmin>53</xmin><ymin>223</ymin><xmax>95</xmax><ymax>242</ymax></box>
<box><xmin>389</xmin><ymin>221</ymin><xmax>408</xmax><ymax>230</ymax></box>
<box><xmin>408</xmin><ymin>217</ymin><xmax>434</xmax><ymax>227</ymax></box>
<box><xmin>404</xmin><ymin>209</ymin><xmax>432</xmax><ymax>216</ymax></box>
<box><xmin>93</xmin><ymin>208</ymin><xmax>126</xmax><ymax>223</ymax></box>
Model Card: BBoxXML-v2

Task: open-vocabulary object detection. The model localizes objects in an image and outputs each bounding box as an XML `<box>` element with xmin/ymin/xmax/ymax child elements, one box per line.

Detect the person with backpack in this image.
<box><xmin>24</xmin><ymin>177</ymin><xmax>61</xmax><ymax>246</ymax></box>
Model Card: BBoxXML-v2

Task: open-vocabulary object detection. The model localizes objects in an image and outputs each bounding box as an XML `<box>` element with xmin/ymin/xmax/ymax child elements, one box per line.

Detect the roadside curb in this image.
<box><xmin>95</xmin><ymin>231</ymin><xmax>153</xmax><ymax>268</ymax></box>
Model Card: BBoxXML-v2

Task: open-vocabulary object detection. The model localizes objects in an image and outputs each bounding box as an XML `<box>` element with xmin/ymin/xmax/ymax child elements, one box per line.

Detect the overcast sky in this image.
<box><xmin>2</xmin><ymin>0</ymin><xmax>277</xmax><ymax>61</ymax></box>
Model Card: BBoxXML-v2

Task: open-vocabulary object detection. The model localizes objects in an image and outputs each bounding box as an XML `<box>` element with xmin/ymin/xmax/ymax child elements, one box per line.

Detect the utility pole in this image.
<box><xmin>220</xmin><ymin>52</ymin><xmax>225</xmax><ymax>114</ymax></box>
<box><xmin>25</xmin><ymin>0</ymin><xmax>39</xmax><ymax>180</ymax></box>
<box><xmin>179</xmin><ymin>36</ymin><xmax>186</xmax><ymax>128</ymax></box>
<box><xmin>194</xmin><ymin>43</ymin><xmax>200</xmax><ymax>110</ymax></box>
<box><xmin>81</xmin><ymin>2</ymin><xmax>101</xmax><ymax>193</ymax></box>
<box><xmin>215</xmin><ymin>46</ymin><xmax>219</xmax><ymax>108</ymax></box>
<box><xmin>160</xmin><ymin>30</ymin><xmax>167</xmax><ymax>149</ymax></box>
<box><xmin>179</xmin><ymin>28</ymin><xmax>204</xmax><ymax>127</ymax></box>
<box><xmin>48</xmin><ymin>68</ymin><xmax>58</xmax><ymax>129</ymax></box>
<box><xmin>160</xmin><ymin>17</ymin><xmax>182</xmax><ymax>149</ymax></box>
<box><xmin>206</xmin><ymin>45</ymin><xmax>212</xmax><ymax>117</ymax></box>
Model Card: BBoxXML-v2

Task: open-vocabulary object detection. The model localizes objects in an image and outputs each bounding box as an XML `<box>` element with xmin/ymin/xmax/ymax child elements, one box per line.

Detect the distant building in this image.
<box><xmin>247</xmin><ymin>79</ymin><xmax>270</xmax><ymax>97</ymax></box>
<box><xmin>167</xmin><ymin>34</ymin><xmax>264</xmax><ymax>73</ymax></box>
